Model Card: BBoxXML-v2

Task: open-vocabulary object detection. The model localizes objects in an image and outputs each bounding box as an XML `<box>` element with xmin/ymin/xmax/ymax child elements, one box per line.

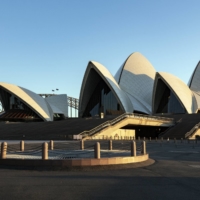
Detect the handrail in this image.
<box><xmin>80</xmin><ymin>113</ymin><xmax>174</xmax><ymax>138</ymax></box>
<box><xmin>185</xmin><ymin>122</ymin><xmax>200</xmax><ymax>138</ymax></box>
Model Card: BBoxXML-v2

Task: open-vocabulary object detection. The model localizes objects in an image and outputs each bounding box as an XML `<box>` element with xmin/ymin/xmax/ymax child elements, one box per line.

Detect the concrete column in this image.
<box><xmin>142</xmin><ymin>141</ymin><xmax>146</xmax><ymax>155</ymax></box>
<box><xmin>50</xmin><ymin>140</ymin><xmax>54</xmax><ymax>150</ymax></box>
<box><xmin>42</xmin><ymin>142</ymin><xmax>48</xmax><ymax>160</ymax></box>
<box><xmin>131</xmin><ymin>141</ymin><xmax>136</xmax><ymax>157</ymax></box>
<box><xmin>1</xmin><ymin>142</ymin><xmax>7</xmax><ymax>159</ymax></box>
<box><xmin>109</xmin><ymin>140</ymin><xmax>112</xmax><ymax>150</ymax></box>
<box><xmin>94</xmin><ymin>142</ymin><xmax>100</xmax><ymax>159</ymax></box>
<box><xmin>80</xmin><ymin>140</ymin><xmax>84</xmax><ymax>150</ymax></box>
<box><xmin>20</xmin><ymin>140</ymin><xmax>24</xmax><ymax>152</ymax></box>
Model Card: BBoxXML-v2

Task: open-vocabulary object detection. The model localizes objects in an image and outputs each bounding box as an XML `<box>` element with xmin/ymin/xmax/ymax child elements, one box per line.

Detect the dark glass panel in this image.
<box><xmin>82</xmin><ymin>76</ymin><xmax>123</xmax><ymax>117</ymax></box>
<box><xmin>0</xmin><ymin>86</ymin><xmax>42</xmax><ymax>121</ymax></box>
<box><xmin>155</xmin><ymin>79</ymin><xmax>186</xmax><ymax>114</ymax></box>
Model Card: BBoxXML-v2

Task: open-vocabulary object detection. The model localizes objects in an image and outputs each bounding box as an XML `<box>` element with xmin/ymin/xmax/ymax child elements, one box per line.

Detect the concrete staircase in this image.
<box><xmin>159</xmin><ymin>114</ymin><xmax>200</xmax><ymax>139</ymax></box>
<box><xmin>0</xmin><ymin>113</ymin><xmax>174</xmax><ymax>140</ymax></box>
<box><xmin>0</xmin><ymin>117</ymin><xmax>114</xmax><ymax>140</ymax></box>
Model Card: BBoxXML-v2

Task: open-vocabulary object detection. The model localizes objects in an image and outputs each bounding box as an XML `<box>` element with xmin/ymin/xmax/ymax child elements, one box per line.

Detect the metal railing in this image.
<box><xmin>80</xmin><ymin>113</ymin><xmax>174</xmax><ymax>138</ymax></box>
<box><xmin>185</xmin><ymin>122</ymin><xmax>200</xmax><ymax>138</ymax></box>
<box><xmin>38</xmin><ymin>94</ymin><xmax>79</xmax><ymax>117</ymax></box>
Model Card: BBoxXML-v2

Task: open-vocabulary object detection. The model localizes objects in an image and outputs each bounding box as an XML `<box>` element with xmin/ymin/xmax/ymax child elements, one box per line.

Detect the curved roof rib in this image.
<box><xmin>188</xmin><ymin>61</ymin><xmax>200</xmax><ymax>95</ymax></box>
<box><xmin>114</xmin><ymin>52</ymin><xmax>156</xmax><ymax>114</ymax></box>
<box><xmin>0</xmin><ymin>82</ymin><xmax>53</xmax><ymax>121</ymax></box>
<box><xmin>152</xmin><ymin>72</ymin><xmax>197</xmax><ymax>114</ymax></box>
<box><xmin>79</xmin><ymin>61</ymin><xmax>133</xmax><ymax>117</ymax></box>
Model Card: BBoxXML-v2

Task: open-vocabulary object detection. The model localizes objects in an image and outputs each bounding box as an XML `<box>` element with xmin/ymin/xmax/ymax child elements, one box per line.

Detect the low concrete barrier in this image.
<box><xmin>0</xmin><ymin>140</ymin><xmax>149</xmax><ymax>168</ymax></box>
<box><xmin>0</xmin><ymin>154</ymin><xmax>149</xmax><ymax>167</ymax></box>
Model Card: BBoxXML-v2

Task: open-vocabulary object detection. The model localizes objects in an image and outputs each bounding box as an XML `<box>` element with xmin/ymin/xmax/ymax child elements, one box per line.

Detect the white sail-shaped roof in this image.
<box><xmin>114</xmin><ymin>52</ymin><xmax>156</xmax><ymax>114</ymax></box>
<box><xmin>153</xmin><ymin>72</ymin><xmax>197</xmax><ymax>114</ymax></box>
<box><xmin>79</xmin><ymin>61</ymin><xmax>133</xmax><ymax>117</ymax></box>
<box><xmin>188</xmin><ymin>61</ymin><xmax>200</xmax><ymax>95</ymax></box>
<box><xmin>0</xmin><ymin>82</ymin><xmax>53</xmax><ymax>121</ymax></box>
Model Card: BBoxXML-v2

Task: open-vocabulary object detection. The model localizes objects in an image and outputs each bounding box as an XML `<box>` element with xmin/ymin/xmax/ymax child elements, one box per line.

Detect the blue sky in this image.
<box><xmin>1</xmin><ymin>0</ymin><xmax>200</xmax><ymax>99</ymax></box>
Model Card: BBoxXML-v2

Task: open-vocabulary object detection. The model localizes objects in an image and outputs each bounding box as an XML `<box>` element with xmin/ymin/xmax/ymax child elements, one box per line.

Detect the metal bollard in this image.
<box><xmin>20</xmin><ymin>140</ymin><xmax>24</xmax><ymax>152</ymax></box>
<box><xmin>138</xmin><ymin>136</ymin><xmax>140</xmax><ymax>141</ymax></box>
<box><xmin>143</xmin><ymin>137</ymin><xmax>145</xmax><ymax>141</ymax></box>
<box><xmin>131</xmin><ymin>141</ymin><xmax>136</xmax><ymax>157</ymax></box>
<box><xmin>80</xmin><ymin>140</ymin><xmax>84</xmax><ymax>150</ymax></box>
<box><xmin>1</xmin><ymin>142</ymin><xmax>7</xmax><ymax>159</ymax></box>
<box><xmin>94</xmin><ymin>142</ymin><xmax>100</xmax><ymax>159</ymax></box>
<box><xmin>174</xmin><ymin>138</ymin><xmax>176</xmax><ymax>143</ymax></box>
<box><xmin>109</xmin><ymin>140</ymin><xmax>112</xmax><ymax>150</ymax></box>
<box><xmin>156</xmin><ymin>137</ymin><xmax>157</xmax><ymax>142</ymax></box>
<box><xmin>181</xmin><ymin>138</ymin><xmax>183</xmax><ymax>143</ymax></box>
<box><xmin>42</xmin><ymin>142</ymin><xmax>48</xmax><ymax>160</ymax></box>
<box><xmin>149</xmin><ymin>137</ymin><xmax>151</xmax><ymax>141</ymax></box>
<box><xmin>142</xmin><ymin>141</ymin><xmax>146</xmax><ymax>155</ymax></box>
<box><xmin>50</xmin><ymin>140</ymin><xmax>54</xmax><ymax>150</ymax></box>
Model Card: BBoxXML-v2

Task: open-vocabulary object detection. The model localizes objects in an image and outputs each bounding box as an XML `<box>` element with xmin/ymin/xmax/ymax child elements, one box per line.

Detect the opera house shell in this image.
<box><xmin>79</xmin><ymin>52</ymin><xmax>156</xmax><ymax>117</ymax></box>
<box><xmin>1</xmin><ymin>52</ymin><xmax>200</xmax><ymax>122</ymax></box>
<box><xmin>79</xmin><ymin>52</ymin><xmax>200</xmax><ymax>117</ymax></box>
<box><xmin>152</xmin><ymin>72</ymin><xmax>198</xmax><ymax>114</ymax></box>
<box><xmin>0</xmin><ymin>82</ymin><xmax>68</xmax><ymax>122</ymax></box>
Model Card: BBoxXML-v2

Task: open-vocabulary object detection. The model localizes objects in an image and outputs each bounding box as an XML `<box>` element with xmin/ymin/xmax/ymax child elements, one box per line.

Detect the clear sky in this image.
<box><xmin>1</xmin><ymin>0</ymin><xmax>200</xmax><ymax>99</ymax></box>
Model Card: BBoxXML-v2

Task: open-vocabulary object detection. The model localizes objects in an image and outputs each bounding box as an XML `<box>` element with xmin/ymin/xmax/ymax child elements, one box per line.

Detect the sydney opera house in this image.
<box><xmin>79</xmin><ymin>52</ymin><xmax>200</xmax><ymax>118</ymax></box>
<box><xmin>0</xmin><ymin>52</ymin><xmax>200</xmax><ymax>140</ymax></box>
<box><xmin>0</xmin><ymin>52</ymin><xmax>200</xmax><ymax>124</ymax></box>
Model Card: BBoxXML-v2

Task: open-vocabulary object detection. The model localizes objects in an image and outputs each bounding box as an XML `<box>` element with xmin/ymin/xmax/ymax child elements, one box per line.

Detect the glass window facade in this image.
<box><xmin>155</xmin><ymin>79</ymin><xmax>186</xmax><ymax>114</ymax></box>
<box><xmin>82</xmin><ymin>77</ymin><xmax>123</xmax><ymax>117</ymax></box>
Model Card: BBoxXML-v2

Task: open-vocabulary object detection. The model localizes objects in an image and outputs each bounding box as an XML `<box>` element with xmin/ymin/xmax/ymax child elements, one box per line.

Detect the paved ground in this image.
<box><xmin>0</xmin><ymin>140</ymin><xmax>200</xmax><ymax>200</ymax></box>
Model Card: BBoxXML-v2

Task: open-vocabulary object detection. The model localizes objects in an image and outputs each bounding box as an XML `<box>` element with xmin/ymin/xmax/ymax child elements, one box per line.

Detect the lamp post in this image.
<box><xmin>52</xmin><ymin>89</ymin><xmax>59</xmax><ymax>95</ymax></box>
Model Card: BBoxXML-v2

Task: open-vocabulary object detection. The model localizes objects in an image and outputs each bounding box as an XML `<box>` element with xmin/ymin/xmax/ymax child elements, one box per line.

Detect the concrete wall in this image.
<box><xmin>91</xmin><ymin>129</ymin><xmax>135</xmax><ymax>140</ymax></box>
<box><xmin>189</xmin><ymin>129</ymin><xmax>200</xmax><ymax>139</ymax></box>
